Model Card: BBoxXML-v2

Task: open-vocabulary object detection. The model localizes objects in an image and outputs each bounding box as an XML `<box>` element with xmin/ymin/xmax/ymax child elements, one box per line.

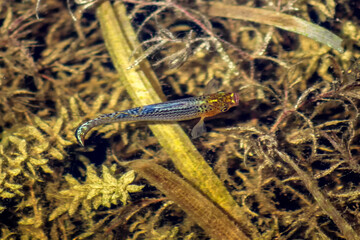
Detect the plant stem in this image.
<box><xmin>96</xmin><ymin>1</ymin><xmax>260</xmax><ymax>238</ymax></box>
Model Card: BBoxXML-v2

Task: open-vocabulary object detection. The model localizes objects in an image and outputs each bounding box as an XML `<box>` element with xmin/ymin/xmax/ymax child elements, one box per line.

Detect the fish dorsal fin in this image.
<box><xmin>204</xmin><ymin>79</ymin><xmax>220</xmax><ymax>95</ymax></box>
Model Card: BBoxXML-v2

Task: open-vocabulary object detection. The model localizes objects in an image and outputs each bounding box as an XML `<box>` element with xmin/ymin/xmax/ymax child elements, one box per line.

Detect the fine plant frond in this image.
<box><xmin>3</xmin><ymin>0</ymin><xmax>360</xmax><ymax>239</ymax></box>
<box><xmin>0</xmin><ymin>105</ymin><xmax>77</xmax><ymax>209</ymax></box>
<box><xmin>49</xmin><ymin>165</ymin><xmax>143</xmax><ymax>221</ymax></box>
<box><xmin>128</xmin><ymin>28</ymin><xmax>212</xmax><ymax>70</ymax></box>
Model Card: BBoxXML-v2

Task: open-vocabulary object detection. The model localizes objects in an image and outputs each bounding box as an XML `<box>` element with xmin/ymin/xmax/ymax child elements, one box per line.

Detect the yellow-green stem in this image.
<box><xmin>96</xmin><ymin>1</ymin><xmax>259</xmax><ymax>238</ymax></box>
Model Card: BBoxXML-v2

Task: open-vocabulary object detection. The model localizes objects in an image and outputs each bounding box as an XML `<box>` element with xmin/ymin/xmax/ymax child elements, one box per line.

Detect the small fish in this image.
<box><xmin>75</xmin><ymin>92</ymin><xmax>239</xmax><ymax>146</ymax></box>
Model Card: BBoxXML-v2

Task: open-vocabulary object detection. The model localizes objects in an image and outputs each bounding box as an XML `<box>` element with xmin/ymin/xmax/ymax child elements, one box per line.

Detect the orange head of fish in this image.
<box><xmin>202</xmin><ymin>92</ymin><xmax>239</xmax><ymax>117</ymax></box>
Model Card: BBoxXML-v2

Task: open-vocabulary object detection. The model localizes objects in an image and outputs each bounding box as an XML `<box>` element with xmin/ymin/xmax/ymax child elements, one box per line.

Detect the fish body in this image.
<box><xmin>76</xmin><ymin>92</ymin><xmax>239</xmax><ymax>146</ymax></box>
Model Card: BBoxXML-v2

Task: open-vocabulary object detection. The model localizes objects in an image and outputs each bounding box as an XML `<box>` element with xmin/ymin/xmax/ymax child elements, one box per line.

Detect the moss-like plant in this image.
<box><xmin>49</xmin><ymin>165</ymin><xmax>143</xmax><ymax>220</ymax></box>
<box><xmin>0</xmin><ymin>0</ymin><xmax>359</xmax><ymax>239</ymax></box>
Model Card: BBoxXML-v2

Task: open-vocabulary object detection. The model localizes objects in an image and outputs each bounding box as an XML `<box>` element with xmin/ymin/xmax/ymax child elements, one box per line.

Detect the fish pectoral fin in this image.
<box><xmin>191</xmin><ymin>118</ymin><xmax>206</xmax><ymax>139</ymax></box>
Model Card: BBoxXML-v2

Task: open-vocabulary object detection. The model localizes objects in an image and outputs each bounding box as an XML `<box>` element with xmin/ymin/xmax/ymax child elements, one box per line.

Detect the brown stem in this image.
<box><xmin>276</xmin><ymin>150</ymin><xmax>359</xmax><ymax>240</ymax></box>
<box><xmin>129</xmin><ymin>160</ymin><xmax>250</xmax><ymax>240</ymax></box>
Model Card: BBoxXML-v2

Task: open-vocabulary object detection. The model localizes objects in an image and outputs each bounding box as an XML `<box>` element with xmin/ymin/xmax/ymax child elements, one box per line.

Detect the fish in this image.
<box><xmin>75</xmin><ymin>91</ymin><xmax>239</xmax><ymax>146</ymax></box>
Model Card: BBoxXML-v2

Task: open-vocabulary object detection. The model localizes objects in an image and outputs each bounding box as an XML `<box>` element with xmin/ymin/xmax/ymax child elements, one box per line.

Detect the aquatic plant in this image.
<box><xmin>49</xmin><ymin>165</ymin><xmax>143</xmax><ymax>220</ymax></box>
<box><xmin>0</xmin><ymin>0</ymin><xmax>359</xmax><ymax>239</ymax></box>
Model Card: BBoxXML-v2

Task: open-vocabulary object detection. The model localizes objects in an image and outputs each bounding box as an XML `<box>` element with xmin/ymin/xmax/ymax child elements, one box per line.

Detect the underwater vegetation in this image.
<box><xmin>0</xmin><ymin>0</ymin><xmax>360</xmax><ymax>239</ymax></box>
